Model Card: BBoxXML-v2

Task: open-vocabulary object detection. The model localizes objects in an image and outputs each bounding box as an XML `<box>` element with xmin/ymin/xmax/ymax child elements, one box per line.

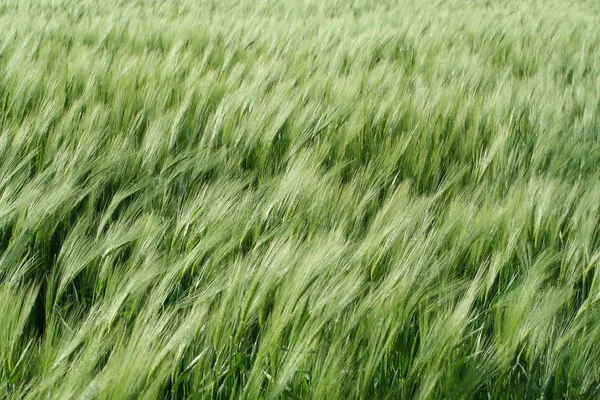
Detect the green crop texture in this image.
<box><xmin>1</xmin><ymin>0</ymin><xmax>600</xmax><ymax>398</ymax></box>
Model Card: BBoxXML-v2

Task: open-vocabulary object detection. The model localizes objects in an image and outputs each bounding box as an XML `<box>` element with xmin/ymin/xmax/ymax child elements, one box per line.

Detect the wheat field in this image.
<box><xmin>1</xmin><ymin>0</ymin><xmax>600</xmax><ymax>398</ymax></box>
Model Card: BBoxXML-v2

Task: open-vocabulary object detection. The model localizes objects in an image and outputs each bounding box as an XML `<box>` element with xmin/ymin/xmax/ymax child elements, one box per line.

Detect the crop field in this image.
<box><xmin>1</xmin><ymin>0</ymin><xmax>600</xmax><ymax>398</ymax></box>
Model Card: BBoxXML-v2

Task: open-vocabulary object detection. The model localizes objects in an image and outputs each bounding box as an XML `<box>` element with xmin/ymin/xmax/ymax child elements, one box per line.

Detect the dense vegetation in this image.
<box><xmin>2</xmin><ymin>0</ymin><xmax>600</xmax><ymax>398</ymax></box>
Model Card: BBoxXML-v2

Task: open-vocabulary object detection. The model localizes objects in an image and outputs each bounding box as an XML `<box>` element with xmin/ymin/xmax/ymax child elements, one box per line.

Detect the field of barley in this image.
<box><xmin>1</xmin><ymin>0</ymin><xmax>600</xmax><ymax>398</ymax></box>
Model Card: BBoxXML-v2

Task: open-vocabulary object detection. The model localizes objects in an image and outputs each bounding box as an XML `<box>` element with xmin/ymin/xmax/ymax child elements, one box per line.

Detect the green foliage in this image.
<box><xmin>1</xmin><ymin>0</ymin><xmax>600</xmax><ymax>398</ymax></box>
